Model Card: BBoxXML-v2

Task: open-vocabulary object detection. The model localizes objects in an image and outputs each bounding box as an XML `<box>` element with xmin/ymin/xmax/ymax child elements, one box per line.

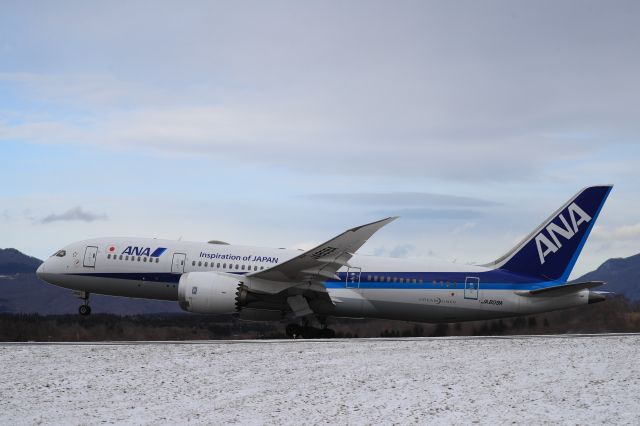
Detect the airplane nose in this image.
<box><xmin>36</xmin><ymin>262</ymin><xmax>45</xmax><ymax>277</ymax></box>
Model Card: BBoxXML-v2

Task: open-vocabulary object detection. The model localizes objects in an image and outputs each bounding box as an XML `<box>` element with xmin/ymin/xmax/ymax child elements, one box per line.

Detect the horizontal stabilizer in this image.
<box><xmin>515</xmin><ymin>281</ymin><xmax>604</xmax><ymax>297</ymax></box>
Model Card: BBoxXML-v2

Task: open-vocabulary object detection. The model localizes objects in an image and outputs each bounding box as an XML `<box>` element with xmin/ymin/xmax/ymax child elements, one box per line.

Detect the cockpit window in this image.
<box><xmin>52</xmin><ymin>250</ymin><xmax>66</xmax><ymax>257</ymax></box>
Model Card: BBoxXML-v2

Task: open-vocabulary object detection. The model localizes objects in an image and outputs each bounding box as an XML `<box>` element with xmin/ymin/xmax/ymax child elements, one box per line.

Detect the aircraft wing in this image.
<box><xmin>246</xmin><ymin>217</ymin><xmax>397</xmax><ymax>287</ymax></box>
<box><xmin>515</xmin><ymin>281</ymin><xmax>604</xmax><ymax>297</ymax></box>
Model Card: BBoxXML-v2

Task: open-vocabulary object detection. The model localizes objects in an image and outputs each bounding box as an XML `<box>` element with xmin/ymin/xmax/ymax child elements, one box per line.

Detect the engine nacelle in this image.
<box><xmin>177</xmin><ymin>272</ymin><xmax>241</xmax><ymax>314</ymax></box>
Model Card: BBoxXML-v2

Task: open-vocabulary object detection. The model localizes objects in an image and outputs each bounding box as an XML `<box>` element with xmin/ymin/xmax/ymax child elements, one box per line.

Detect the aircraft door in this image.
<box><xmin>171</xmin><ymin>253</ymin><xmax>186</xmax><ymax>273</ymax></box>
<box><xmin>346</xmin><ymin>267</ymin><xmax>361</xmax><ymax>288</ymax></box>
<box><xmin>464</xmin><ymin>277</ymin><xmax>480</xmax><ymax>300</ymax></box>
<box><xmin>83</xmin><ymin>246</ymin><xmax>98</xmax><ymax>268</ymax></box>
<box><xmin>342</xmin><ymin>266</ymin><xmax>364</xmax><ymax>317</ymax></box>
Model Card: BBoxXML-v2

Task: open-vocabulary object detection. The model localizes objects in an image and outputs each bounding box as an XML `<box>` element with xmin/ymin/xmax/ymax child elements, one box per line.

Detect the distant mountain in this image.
<box><xmin>0</xmin><ymin>248</ymin><xmax>181</xmax><ymax>314</ymax></box>
<box><xmin>575</xmin><ymin>253</ymin><xmax>640</xmax><ymax>302</ymax></box>
<box><xmin>0</xmin><ymin>248</ymin><xmax>42</xmax><ymax>274</ymax></box>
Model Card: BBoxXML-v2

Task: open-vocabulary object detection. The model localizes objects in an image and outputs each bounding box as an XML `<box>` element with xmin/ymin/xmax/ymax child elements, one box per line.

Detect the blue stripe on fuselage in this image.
<box><xmin>66</xmin><ymin>268</ymin><xmax>559</xmax><ymax>291</ymax></box>
<box><xmin>150</xmin><ymin>247</ymin><xmax>167</xmax><ymax>257</ymax></box>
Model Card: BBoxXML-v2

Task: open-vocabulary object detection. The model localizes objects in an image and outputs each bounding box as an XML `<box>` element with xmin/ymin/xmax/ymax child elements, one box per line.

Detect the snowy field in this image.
<box><xmin>1</xmin><ymin>335</ymin><xmax>639</xmax><ymax>425</ymax></box>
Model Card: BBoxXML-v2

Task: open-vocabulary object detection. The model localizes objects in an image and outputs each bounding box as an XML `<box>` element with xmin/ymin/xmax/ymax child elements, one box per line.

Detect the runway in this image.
<box><xmin>2</xmin><ymin>334</ymin><xmax>639</xmax><ymax>425</ymax></box>
<box><xmin>3</xmin><ymin>332</ymin><xmax>639</xmax><ymax>346</ymax></box>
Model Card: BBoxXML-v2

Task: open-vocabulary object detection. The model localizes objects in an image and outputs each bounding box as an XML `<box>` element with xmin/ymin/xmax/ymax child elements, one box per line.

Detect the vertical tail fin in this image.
<box><xmin>487</xmin><ymin>185</ymin><xmax>613</xmax><ymax>281</ymax></box>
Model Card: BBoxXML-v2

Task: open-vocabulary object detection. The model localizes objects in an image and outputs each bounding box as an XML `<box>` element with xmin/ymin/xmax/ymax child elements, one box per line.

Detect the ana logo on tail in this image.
<box><xmin>535</xmin><ymin>202</ymin><xmax>592</xmax><ymax>265</ymax></box>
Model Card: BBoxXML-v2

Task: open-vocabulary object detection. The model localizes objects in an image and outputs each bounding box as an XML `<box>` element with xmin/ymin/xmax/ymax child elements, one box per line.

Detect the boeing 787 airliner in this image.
<box><xmin>37</xmin><ymin>185</ymin><xmax>612</xmax><ymax>337</ymax></box>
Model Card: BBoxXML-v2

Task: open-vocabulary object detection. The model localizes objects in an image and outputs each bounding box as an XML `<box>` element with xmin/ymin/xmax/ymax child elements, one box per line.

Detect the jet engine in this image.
<box><xmin>177</xmin><ymin>272</ymin><xmax>242</xmax><ymax>314</ymax></box>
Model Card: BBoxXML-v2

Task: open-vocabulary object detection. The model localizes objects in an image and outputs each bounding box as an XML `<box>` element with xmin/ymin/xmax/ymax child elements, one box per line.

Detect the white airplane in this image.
<box><xmin>37</xmin><ymin>185</ymin><xmax>612</xmax><ymax>338</ymax></box>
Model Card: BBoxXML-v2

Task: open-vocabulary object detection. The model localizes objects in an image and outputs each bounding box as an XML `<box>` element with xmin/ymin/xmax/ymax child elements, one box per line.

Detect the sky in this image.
<box><xmin>1</xmin><ymin>0</ymin><xmax>639</xmax><ymax>278</ymax></box>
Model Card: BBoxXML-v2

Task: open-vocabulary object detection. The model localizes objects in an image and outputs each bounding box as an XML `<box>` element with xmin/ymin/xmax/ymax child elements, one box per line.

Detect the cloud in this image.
<box><xmin>0</xmin><ymin>102</ymin><xmax>595</xmax><ymax>181</ymax></box>
<box><xmin>592</xmin><ymin>223</ymin><xmax>640</xmax><ymax>241</ymax></box>
<box><xmin>2</xmin><ymin>2</ymin><xmax>639</xmax><ymax>181</ymax></box>
<box><xmin>306</xmin><ymin>192</ymin><xmax>499</xmax><ymax>207</ymax></box>
<box><xmin>452</xmin><ymin>221</ymin><xmax>477</xmax><ymax>235</ymax></box>
<box><xmin>376</xmin><ymin>208</ymin><xmax>484</xmax><ymax>221</ymax></box>
<box><xmin>40</xmin><ymin>207</ymin><xmax>107</xmax><ymax>224</ymax></box>
<box><xmin>373</xmin><ymin>244</ymin><xmax>417</xmax><ymax>258</ymax></box>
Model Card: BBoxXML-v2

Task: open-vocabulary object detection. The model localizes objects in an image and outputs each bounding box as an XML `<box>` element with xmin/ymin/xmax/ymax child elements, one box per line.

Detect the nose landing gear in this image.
<box><xmin>74</xmin><ymin>290</ymin><xmax>92</xmax><ymax>316</ymax></box>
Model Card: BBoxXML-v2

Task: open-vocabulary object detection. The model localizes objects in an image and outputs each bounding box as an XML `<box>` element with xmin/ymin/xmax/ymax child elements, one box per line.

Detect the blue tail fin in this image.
<box><xmin>488</xmin><ymin>185</ymin><xmax>613</xmax><ymax>282</ymax></box>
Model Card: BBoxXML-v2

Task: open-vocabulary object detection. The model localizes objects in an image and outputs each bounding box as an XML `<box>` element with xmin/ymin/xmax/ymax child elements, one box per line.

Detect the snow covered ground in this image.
<box><xmin>1</xmin><ymin>335</ymin><xmax>639</xmax><ymax>425</ymax></box>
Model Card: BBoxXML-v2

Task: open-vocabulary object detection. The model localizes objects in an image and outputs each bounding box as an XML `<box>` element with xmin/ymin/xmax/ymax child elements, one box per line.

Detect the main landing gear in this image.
<box><xmin>285</xmin><ymin>323</ymin><xmax>336</xmax><ymax>339</ymax></box>
<box><xmin>74</xmin><ymin>290</ymin><xmax>92</xmax><ymax>316</ymax></box>
<box><xmin>284</xmin><ymin>295</ymin><xmax>335</xmax><ymax>338</ymax></box>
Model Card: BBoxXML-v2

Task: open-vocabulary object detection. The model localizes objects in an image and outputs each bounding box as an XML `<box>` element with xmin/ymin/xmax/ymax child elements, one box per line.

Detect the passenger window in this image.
<box><xmin>156</xmin><ymin>258</ymin><xmax>159</xmax><ymax>263</ymax></box>
<box><xmin>235</xmin><ymin>264</ymin><xmax>239</xmax><ymax>270</ymax></box>
<box><xmin>143</xmin><ymin>257</ymin><xmax>147</xmax><ymax>262</ymax></box>
<box><xmin>254</xmin><ymin>266</ymin><xmax>257</xmax><ymax>271</ymax></box>
<box><xmin>119</xmin><ymin>255</ymin><xmax>123</xmax><ymax>260</ymax></box>
<box><xmin>241</xmin><ymin>265</ymin><xmax>245</xmax><ymax>270</ymax></box>
<box><xmin>198</xmin><ymin>261</ymin><xmax>202</xmax><ymax>267</ymax></box>
<box><xmin>204</xmin><ymin>262</ymin><xmax>208</xmax><ymax>267</ymax></box>
<box><xmin>260</xmin><ymin>266</ymin><xmax>264</xmax><ymax>270</ymax></box>
<box><xmin>107</xmin><ymin>254</ymin><xmax>111</xmax><ymax>259</ymax></box>
<box><xmin>192</xmin><ymin>261</ymin><xmax>196</xmax><ymax>266</ymax></box>
<box><xmin>125</xmin><ymin>255</ymin><xmax>129</xmax><ymax>260</ymax></box>
<box><xmin>217</xmin><ymin>263</ymin><xmax>221</xmax><ymax>268</ymax></box>
<box><xmin>137</xmin><ymin>257</ymin><xmax>141</xmax><ymax>261</ymax></box>
<box><xmin>223</xmin><ymin>263</ymin><xmax>227</xmax><ymax>269</ymax></box>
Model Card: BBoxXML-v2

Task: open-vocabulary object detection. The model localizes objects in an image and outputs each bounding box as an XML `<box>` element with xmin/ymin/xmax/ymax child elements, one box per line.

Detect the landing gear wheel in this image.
<box><xmin>79</xmin><ymin>304</ymin><xmax>92</xmax><ymax>316</ymax></box>
<box><xmin>74</xmin><ymin>291</ymin><xmax>91</xmax><ymax>316</ymax></box>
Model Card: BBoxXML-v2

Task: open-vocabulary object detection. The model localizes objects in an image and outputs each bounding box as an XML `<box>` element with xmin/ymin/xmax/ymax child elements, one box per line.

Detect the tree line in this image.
<box><xmin>1</xmin><ymin>296</ymin><xmax>639</xmax><ymax>341</ymax></box>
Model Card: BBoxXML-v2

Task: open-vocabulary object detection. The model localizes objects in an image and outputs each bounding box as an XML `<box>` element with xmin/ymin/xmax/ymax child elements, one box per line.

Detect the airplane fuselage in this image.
<box><xmin>37</xmin><ymin>236</ymin><xmax>593</xmax><ymax>323</ymax></box>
